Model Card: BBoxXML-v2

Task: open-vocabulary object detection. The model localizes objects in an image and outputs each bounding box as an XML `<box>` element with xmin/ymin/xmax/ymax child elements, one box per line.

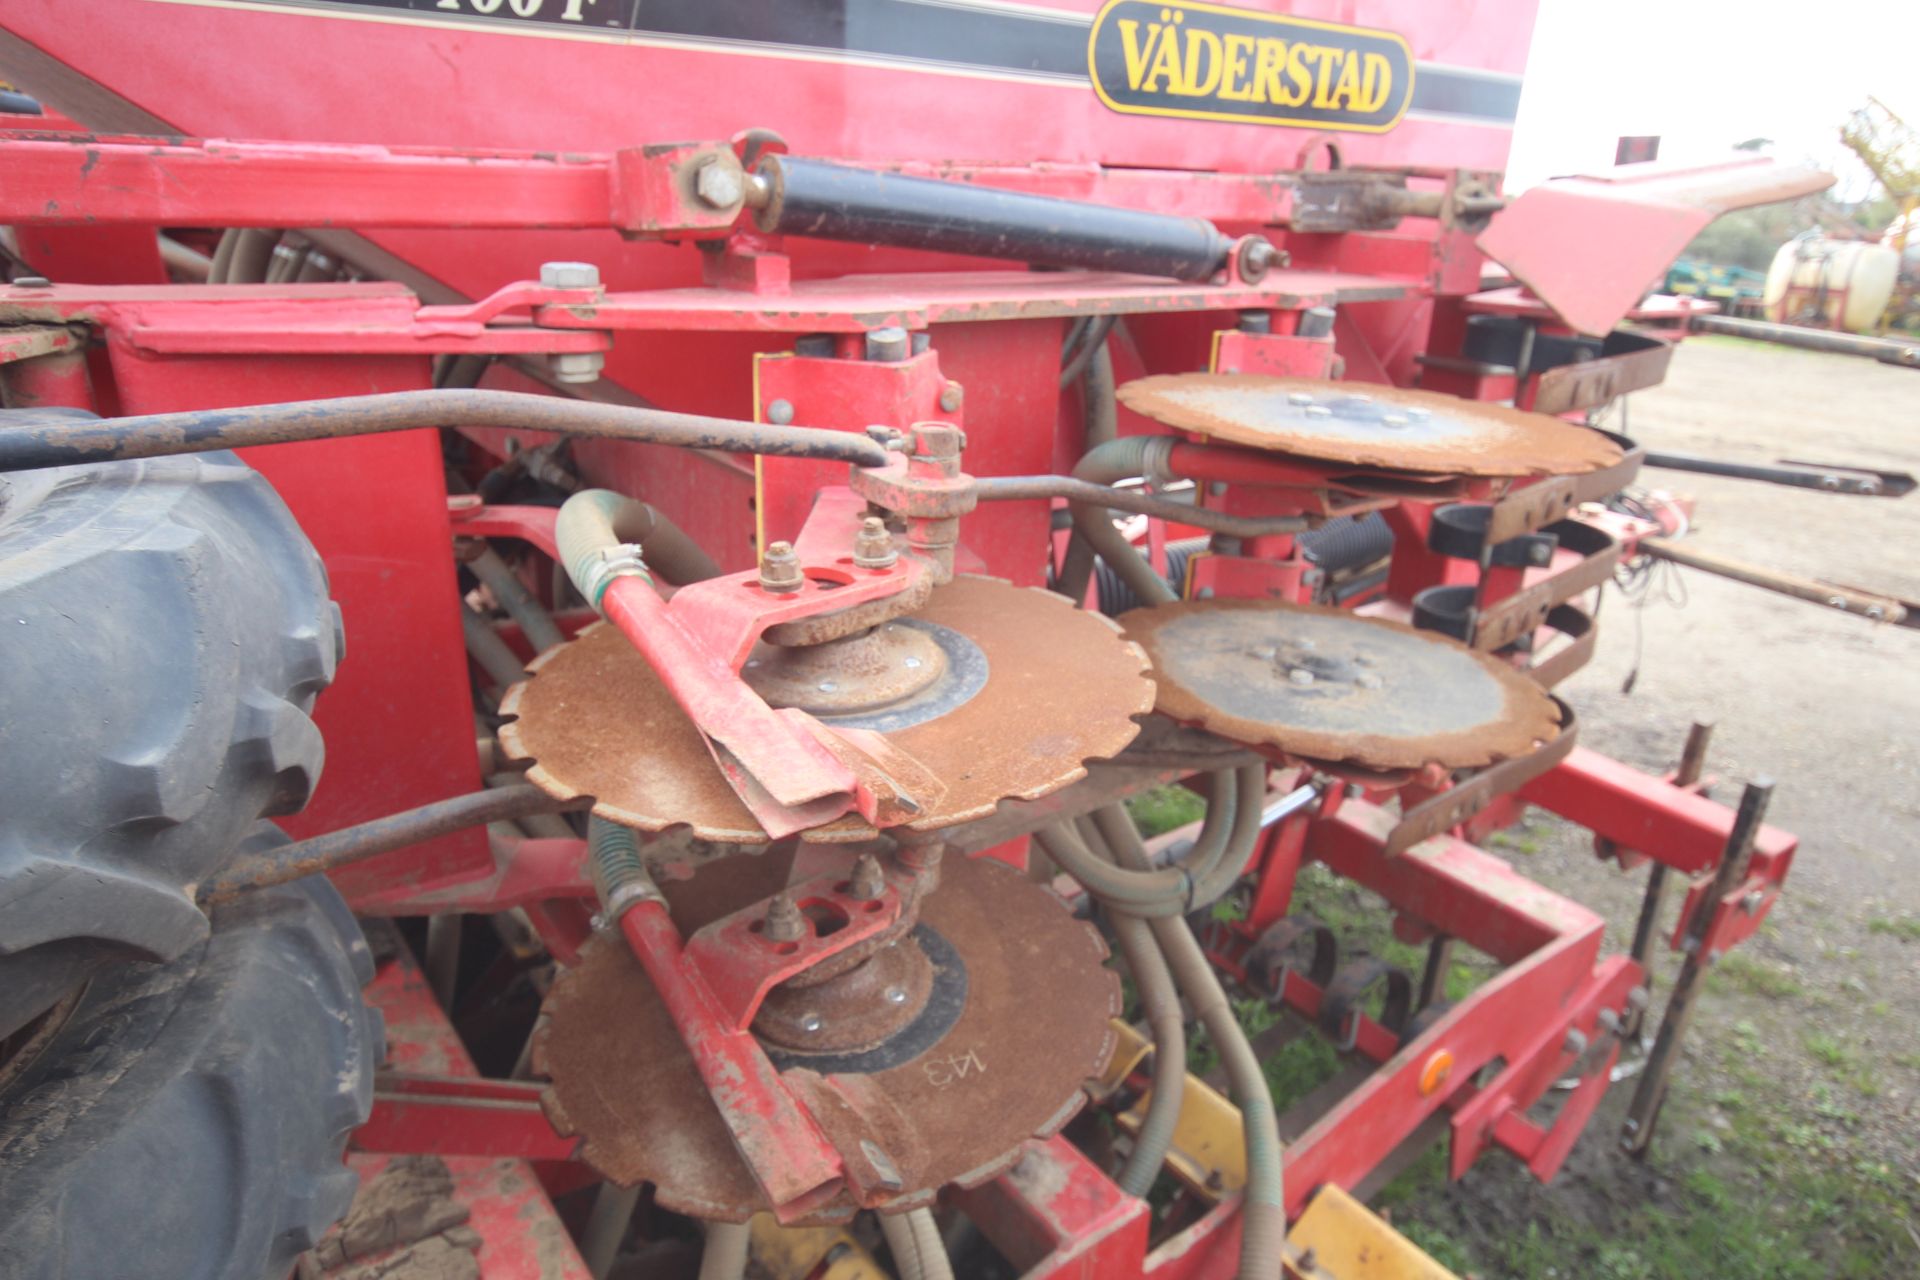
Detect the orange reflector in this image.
<box><xmin>1418</xmin><ymin>1049</ymin><xmax>1455</xmax><ymax>1096</ymax></box>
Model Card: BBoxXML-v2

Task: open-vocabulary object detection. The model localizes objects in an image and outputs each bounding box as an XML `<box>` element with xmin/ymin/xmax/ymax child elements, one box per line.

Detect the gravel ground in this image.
<box><xmin>1383</xmin><ymin>335</ymin><xmax>1920</xmax><ymax>1276</ymax></box>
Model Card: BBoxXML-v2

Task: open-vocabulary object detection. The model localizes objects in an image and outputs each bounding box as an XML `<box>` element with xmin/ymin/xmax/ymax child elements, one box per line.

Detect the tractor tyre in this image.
<box><xmin>0</xmin><ymin>854</ymin><xmax>381</xmax><ymax>1280</ymax></box>
<box><xmin>0</xmin><ymin>440</ymin><xmax>340</xmax><ymax>1038</ymax></box>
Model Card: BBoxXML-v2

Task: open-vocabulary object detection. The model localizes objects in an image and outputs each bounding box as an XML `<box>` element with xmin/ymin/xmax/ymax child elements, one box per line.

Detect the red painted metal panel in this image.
<box><xmin>96</xmin><ymin>345</ymin><xmax>490</xmax><ymax>894</ymax></box>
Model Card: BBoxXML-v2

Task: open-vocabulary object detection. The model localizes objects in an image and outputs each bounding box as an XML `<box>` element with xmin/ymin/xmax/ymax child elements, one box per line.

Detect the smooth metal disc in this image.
<box><xmin>1122</xmin><ymin>598</ymin><xmax>1562</xmax><ymax>770</ymax></box>
<box><xmin>1118</xmin><ymin>374</ymin><xmax>1623</xmax><ymax>477</ymax></box>
<box><xmin>497</xmin><ymin>576</ymin><xmax>1154</xmax><ymax>844</ymax></box>
<box><xmin>533</xmin><ymin>850</ymin><xmax>1119</xmax><ymax>1223</ymax></box>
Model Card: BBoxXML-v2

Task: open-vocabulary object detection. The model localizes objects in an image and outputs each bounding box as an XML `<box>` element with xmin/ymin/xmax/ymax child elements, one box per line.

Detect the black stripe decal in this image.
<box><xmin>217</xmin><ymin>0</ymin><xmax>1522</xmax><ymax>123</ymax></box>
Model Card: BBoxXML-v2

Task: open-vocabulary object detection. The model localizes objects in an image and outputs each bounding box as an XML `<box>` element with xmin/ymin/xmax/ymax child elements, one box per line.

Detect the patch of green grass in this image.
<box><xmin>1708</xmin><ymin>951</ymin><xmax>1804</xmax><ymax>999</ymax></box>
<box><xmin>1376</xmin><ymin>1058</ymin><xmax>1919</xmax><ymax>1279</ymax></box>
<box><xmin>1803</xmin><ymin>1030</ymin><xmax>1857</xmax><ymax>1070</ymax></box>
<box><xmin>1866</xmin><ymin>914</ymin><xmax>1920</xmax><ymax>942</ymax></box>
<box><xmin>1125</xmin><ymin>784</ymin><xmax>1206</xmax><ymax>838</ymax></box>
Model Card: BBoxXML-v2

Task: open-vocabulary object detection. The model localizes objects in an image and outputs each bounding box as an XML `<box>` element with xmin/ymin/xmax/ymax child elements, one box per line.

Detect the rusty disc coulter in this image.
<box><xmin>535</xmin><ymin>850</ymin><xmax>1118</xmax><ymax>1222</ymax></box>
<box><xmin>1119</xmin><ymin>373</ymin><xmax>1624</xmax><ymax>477</ymax></box>
<box><xmin>498</xmin><ymin>575</ymin><xmax>1154</xmax><ymax>843</ymax></box>
<box><xmin>1123</xmin><ymin>598</ymin><xmax>1562</xmax><ymax>772</ymax></box>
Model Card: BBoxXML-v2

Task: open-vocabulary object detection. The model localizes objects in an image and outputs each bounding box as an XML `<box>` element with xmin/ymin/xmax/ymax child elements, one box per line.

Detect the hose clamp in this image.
<box><xmin>583</xmin><ymin>543</ymin><xmax>650</xmax><ymax>611</ymax></box>
<box><xmin>1139</xmin><ymin>435</ymin><xmax>1178</xmax><ymax>488</ymax></box>
<box><xmin>601</xmin><ymin>878</ymin><xmax>666</xmax><ymax>923</ymax></box>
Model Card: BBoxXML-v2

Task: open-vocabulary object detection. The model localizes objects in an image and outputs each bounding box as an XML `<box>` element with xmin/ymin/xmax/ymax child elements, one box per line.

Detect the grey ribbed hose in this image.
<box><xmin>1109</xmin><ymin>910</ymin><xmax>1186</xmax><ymax>1198</ymax></box>
<box><xmin>1105</xmin><ymin>816</ymin><xmax>1286</xmax><ymax>1280</ymax></box>
<box><xmin>468</xmin><ymin>546</ymin><xmax>566</xmax><ymax>654</ymax></box>
<box><xmin>1031</xmin><ymin>772</ymin><xmax>1240</xmax><ymax>917</ymax></box>
<box><xmin>696</xmin><ymin>1220</ymin><xmax>751</xmax><ymax>1280</ymax></box>
<box><xmin>880</xmin><ymin>1213</ymin><xmax>924</xmax><ymax>1280</ymax></box>
<box><xmin>461</xmin><ymin>601</ymin><xmax>528</xmax><ymax>687</ymax></box>
<box><xmin>907</xmin><ymin>1209</ymin><xmax>953</xmax><ymax>1280</ymax></box>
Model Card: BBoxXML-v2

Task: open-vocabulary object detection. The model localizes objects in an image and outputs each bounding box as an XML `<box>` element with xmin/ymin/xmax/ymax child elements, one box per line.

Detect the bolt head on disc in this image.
<box><xmin>497</xmin><ymin>576</ymin><xmax>1154</xmax><ymax>844</ymax></box>
<box><xmin>1118</xmin><ymin>374</ymin><xmax>1623</xmax><ymax>477</ymax></box>
<box><xmin>1121</xmin><ymin>598</ymin><xmax>1561</xmax><ymax>771</ymax></box>
<box><xmin>533</xmin><ymin>850</ymin><xmax>1119</xmax><ymax>1223</ymax></box>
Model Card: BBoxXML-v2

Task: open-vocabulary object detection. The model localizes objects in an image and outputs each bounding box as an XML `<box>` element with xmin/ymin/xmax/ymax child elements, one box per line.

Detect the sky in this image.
<box><xmin>1506</xmin><ymin>0</ymin><xmax>1920</xmax><ymax>199</ymax></box>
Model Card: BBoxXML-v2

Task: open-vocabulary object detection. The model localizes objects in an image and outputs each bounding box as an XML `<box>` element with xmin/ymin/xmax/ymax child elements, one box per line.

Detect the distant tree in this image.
<box><xmin>1684</xmin><ymin>200</ymin><xmax>1816</xmax><ymax>270</ymax></box>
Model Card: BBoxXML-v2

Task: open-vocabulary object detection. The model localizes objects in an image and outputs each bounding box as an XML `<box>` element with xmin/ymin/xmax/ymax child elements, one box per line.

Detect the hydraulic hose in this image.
<box><xmin>1109</xmin><ymin>910</ymin><xmax>1186</xmax><ymax>1198</ymax></box>
<box><xmin>468</xmin><ymin>546</ymin><xmax>567</xmax><ymax>654</ymax></box>
<box><xmin>696</xmin><ymin>1220</ymin><xmax>752</xmax><ymax>1280</ymax></box>
<box><xmin>0</xmin><ymin>389</ymin><xmax>891</xmax><ymax>473</ymax></box>
<box><xmin>1034</xmin><ymin>792</ymin><xmax>1232</xmax><ymax>917</ymax></box>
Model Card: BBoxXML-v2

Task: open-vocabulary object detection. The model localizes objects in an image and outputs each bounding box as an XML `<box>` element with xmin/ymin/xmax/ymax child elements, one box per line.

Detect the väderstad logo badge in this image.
<box><xmin>1088</xmin><ymin>0</ymin><xmax>1415</xmax><ymax>132</ymax></box>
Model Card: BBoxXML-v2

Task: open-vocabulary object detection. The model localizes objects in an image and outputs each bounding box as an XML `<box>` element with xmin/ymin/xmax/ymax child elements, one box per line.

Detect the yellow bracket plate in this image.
<box><xmin>1286</xmin><ymin>1185</ymin><xmax>1461</xmax><ymax>1280</ymax></box>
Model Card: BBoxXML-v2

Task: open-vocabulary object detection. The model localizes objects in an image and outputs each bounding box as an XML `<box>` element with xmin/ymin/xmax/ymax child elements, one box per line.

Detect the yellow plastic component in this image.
<box><xmin>1104</xmin><ymin>1020</ymin><xmax>1248</xmax><ymax>1198</ymax></box>
<box><xmin>1286</xmin><ymin>1185</ymin><xmax>1460</xmax><ymax>1280</ymax></box>
<box><xmin>748</xmin><ymin>1212</ymin><xmax>886</xmax><ymax>1280</ymax></box>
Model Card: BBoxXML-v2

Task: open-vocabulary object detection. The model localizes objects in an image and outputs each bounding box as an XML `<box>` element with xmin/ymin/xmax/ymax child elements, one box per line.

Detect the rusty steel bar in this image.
<box><xmin>1640</xmin><ymin>537</ymin><xmax>1914</xmax><ymax>626</ymax></box>
<box><xmin>1693</xmin><ymin>312</ymin><xmax>1920</xmax><ymax>365</ymax></box>
<box><xmin>1624</xmin><ymin>723</ymin><xmax>1714</xmax><ymax>1039</ymax></box>
<box><xmin>199</xmin><ymin>784</ymin><xmax>585</xmax><ymax>902</ymax></box>
<box><xmin>1621</xmin><ymin>777</ymin><xmax>1773</xmax><ymax>1156</ymax></box>
<box><xmin>0</xmin><ymin>389</ymin><xmax>892</xmax><ymax>472</ymax></box>
<box><xmin>973</xmin><ymin>474</ymin><xmax>1309</xmax><ymax>537</ymax></box>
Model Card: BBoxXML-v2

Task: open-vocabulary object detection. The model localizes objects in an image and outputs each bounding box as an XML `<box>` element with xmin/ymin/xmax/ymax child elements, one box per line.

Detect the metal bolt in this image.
<box><xmin>1627</xmin><ymin>986</ymin><xmax>1651</xmax><ymax>1011</ymax></box>
<box><xmin>1208</xmin><ymin>481</ymin><xmax>1228</xmax><ymax>497</ymax></box>
<box><xmin>1818</xmin><ymin>475</ymin><xmax>1841</xmax><ymax>491</ymax></box>
<box><xmin>1357</xmin><ymin>672</ymin><xmax>1384</xmax><ymax>690</ymax></box>
<box><xmin>1859</xmin><ymin>479</ymin><xmax>1881</xmax><ymax>495</ymax></box>
<box><xmin>547</xmin><ymin>351</ymin><xmax>604</xmax><ymax>385</ymax></box>
<box><xmin>1562</xmin><ymin>1028</ymin><xmax>1589</xmax><ymax>1056</ymax></box>
<box><xmin>1288</xmin><ymin>668</ymin><xmax>1315</xmax><ymax>687</ymax></box>
<box><xmin>911</xmin><ymin>331</ymin><xmax>932</xmax><ymax>355</ymax></box>
<box><xmin>1827</xmin><ymin>595</ymin><xmax>1846</xmax><ymax>608</ymax></box>
<box><xmin>693</xmin><ymin>154</ymin><xmax>746</xmax><ymax>210</ymax></box>
<box><xmin>817</xmin><ymin>681</ymin><xmax>838</xmax><ymax>693</ymax></box>
<box><xmin>885</xmin><ymin>987</ymin><xmax>909</xmax><ymax>1005</ymax></box>
<box><xmin>588</xmin><ymin>912</ymin><xmax>606</xmax><ymax>932</ymax></box>
<box><xmin>1212</xmin><ymin>536</ymin><xmax>1243</xmax><ymax>556</ymax></box>
<box><xmin>764</xmin><ymin>893</ymin><xmax>806</xmax><ymax>942</ymax></box>
<box><xmin>1866</xmin><ymin>605</ymin><xmax>1886</xmax><ymax>621</ymax></box>
<box><xmin>1287</xmin><ymin>391</ymin><xmax>1316</xmax><ymax>406</ymax></box>
<box><xmin>539</xmin><ymin>261</ymin><xmax>599</xmax><ymax>289</ymax></box>
<box><xmin>853</xmin><ymin>516</ymin><xmax>898</xmax><ymax>569</ymax></box>
<box><xmin>903</xmin><ymin>656</ymin><xmax>922</xmax><ymax>669</ymax></box>
<box><xmin>1348</xmin><ymin>393</ymin><xmax>1373</xmax><ymax>403</ymax></box>
<box><xmin>850</xmin><ymin>853</ymin><xmax>887</xmax><ymax>901</ymax></box>
<box><xmin>1406</xmin><ymin>406</ymin><xmax>1431</xmax><ymax>421</ymax></box>
<box><xmin>1382</xmin><ymin>412</ymin><xmax>1410</xmax><ymax>428</ymax></box>
<box><xmin>1250</xmin><ymin>645</ymin><xmax>1278</xmax><ymax>660</ymax></box>
<box><xmin>939</xmin><ymin>382</ymin><xmax>964</xmax><ymax>413</ymax></box>
<box><xmin>1304</xmin><ymin>404</ymin><xmax>1332</xmax><ymax>418</ymax></box>
<box><xmin>1530</xmin><ymin>542</ymin><xmax>1554</xmax><ymax>566</ymax></box>
<box><xmin>1596</xmin><ymin>1008</ymin><xmax>1623</xmax><ymax>1036</ymax></box>
<box><xmin>794</xmin><ymin>333</ymin><xmax>837</xmax><ymax>358</ymax></box>
<box><xmin>865</xmin><ymin>326</ymin><xmax>911</xmax><ymax>362</ymax></box>
<box><xmin>1197</xmin><ymin>587</ymin><xmax>1215</xmax><ymax>599</ymax></box>
<box><xmin>1741</xmin><ymin>889</ymin><xmax>1766</xmax><ymax>914</ymax></box>
<box><xmin>767</xmin><ymin>399</ymin><xmax>796</xmax><ymax>426</ymax></box>
<box><xmin>759</xmin><ymin>541</ymin><xmax>804</xmax><ymax>593</ymax></box>
<box><xmin>798</xmin><ymin>1012</ymin><xmax>823</xmax><ymax>1034</ymax></box>
<box><xmin>1237</xmin><ymin>309</ymin><xmax>1272</xmax><ymax>334</ymax></box>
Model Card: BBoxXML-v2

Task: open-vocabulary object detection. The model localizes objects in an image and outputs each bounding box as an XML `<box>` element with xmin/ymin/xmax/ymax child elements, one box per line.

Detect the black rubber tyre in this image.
<box><xmin>0</xmin><ymin>851</ymin><xmax>381</xmax><ymax>1280</ymax></box>
<box><xmin>0</xmin><ymin>446</ymin><xmax>340</xmax><ymax>1037</ymax></box>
